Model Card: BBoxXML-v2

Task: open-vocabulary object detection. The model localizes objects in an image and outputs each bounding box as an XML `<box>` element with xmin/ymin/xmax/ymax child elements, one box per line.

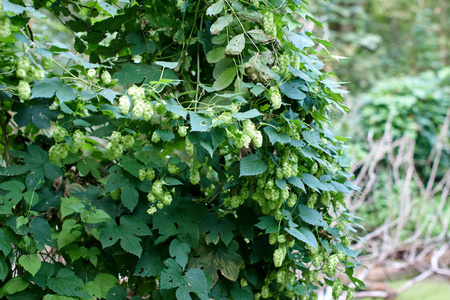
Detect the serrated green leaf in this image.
<box><xmin>134</xmin><ymin>248</ymin><xmax>163</xmax><ymax>277</ymax></box>
<box><xmin>99</xmin><ymin>89</ymin><xmax>117</xmax><ymax>103</ymax></box>
<box><xmin>85</xmin><ymin>280</ymin><xmax>103</xmax><ymax>299</ymax></box>
<box><xmin>206</xmin><ymin>0</ymin><xmax>224</xmax><ymax>16</ymax></box>
<box><xmin>210</xmin><ymin>15</ymin><xmax>233</xmax><ymax>35</ymax></box>
<box><xmin>106</xmin><ymin>286</ymin><xmax>127</xmax><ymax>300</ymax></box>
<box><xmin>301</xmin><ymin>173</ymin><xmax>328</xmax><ymax>192</ymax></box>
<box><xmin>0</xmin><ymin>165</ymin><xmax>32</xmax><ymax>176</ymax></box>
<box><xmin>155</xmin><ymin>130</ymin><xmax>175</xmax><ymax>142</ymax></box>
<box><xmin>264</xmin><ymin>126</ymin><xmax>291</xmax><ymax>144</ymax></box>
<box><xmin>286</xmin><ymin>226</ymin><xmax>318</xmax><ymax>249</ymax></box>
<box><xmin>73</xmin><ymin>119</ymin><xmax>91</xmax><ymax>127</ymax></box>
<box><xmin>12</xmin><ymin>100</ymin><xmax>57</xmax><ymax>129</ymax></box>
<box><xmin>212</xmin><ymin>66</ymin><xmax>236</xmax><ymax>91</ymax></box>
<box><xmin>165</xmin><ymin>177</ymin><xmax>183</xmax><ymax>186</ymax></box>
<box><xmin>184</xmin><ymin>268</ymin><xmax>209</xmax><ymax>300</ymax></box>
<box><xmin>165</xmin><ymin>98</ymin><xmax>187</xmax><ymax>119</ymax></box>
<box><xmin>255</xmin><ymin>216</ymin><xmax>278</xmax><ymax>234</ymax></box>
<box><xmin>275</xmin><ymin>178</ymin><xmax>287</xmax><ymax>190</ymax></box>
<box><xmin>248</xmin><ymin>29</ymin><xmax>272</xmax><ymax>43</ymax></box>
<box><xmin>287</xmin><ymin>176</ymin><xmax>306</xmax><ymax>192</ymax></box>
<box><xmin>199</xmin><ymin>213</ymin><xmax>236</xmax><ymax>246</ymax></box>
<box><xmin>99</xmin><ymin>215</ymin><xmax>151</xmax><ymax>257</ymax></box>
<box><xmin>294</xmin><ymin>284</ymin><xmax>308</xmax><ymax>295</ymax></box>
<box><xmin>0</xmin><ymin>228</ymin><xmax>14</xmax><ymax>256</ymax></box>
<box><xmin>189</xmin><ymin>112</ymin><xmax>212</xmax><ymax>132</ymax></box>
<box><xmin>120</xmin><ymin>156</ymin><xmax>143</xmax><ymax>178</ymax></box>
<box><xmin>0</xmin><ymin>277</ymin><xmax>30</xmax><ymax>297</ymax></box>
<box><xmin>60</xmin><ymin>197</ymin><xmax>84</xmax><ymax>219</ymax></box>
<box><xmin>57</xmin><ymin>219</ymin><xmax>82</xmax><ymax>250</ymax></box>
<box><xmin>56</xmin><ymin>85</ymin><xmax>77</xmax><ymax>102</ymax></box>
<box><xmin>121</xmin><ymin>184</ymin><xmax>139</xmax><ymax>212</ymax></box>
<box><xmin>31</xmin><ymin>77</ymin><xmax>61</xmax><ymax>99</ymax></box>
<box><xmin>231</xmin><ymin>284</ymin><xmax>253</xmax><ymax>300</ymax></box>
<box><xmin>43</xmin><ymin>295</ymin><xmax>77</xmax><ymax>300</ymax></box>
<box><xmin>0</xmin><ymin>256</ymin><xmax>9</xmax><ymax>281</ymax></box>
<box><xmin>90</xmin><ymin>274</ymin><xmax>118</xmax><ymax>299</ymax></box>
<box><xmin>47</xmin><ymin>269</ymin><xmax>90</xmax><ymax>298</ymax></box>
<box><xmin>232</xmin><ymin>109</ymin><xmax>262</xmax><ymax>121</ymax></box>
<box><xmin>280</xmin><ymin>80</ymin><xmax>307</xmax><ymax>100</ymax></box>
<box><xmin>126</xmin><ymin>32</ymin><xmax>157</xmax><ymax>56</ymax></box>
<box><xmin>160</xmin><ymin>259</ymin><xmax>183</xmax><ymax>289</ymax></box>
<box><xmin>206</xmin><ymin>47</ymin><xmax>226</xmax><ymax>64</ymax></box>
<box><xmin>170</xmin><ymin>239</ymin><xmax>191</xmax><ymax>268</ymax></box>
<box><xmin>240</xmin><ymin>154</ymin><xmax>267</xmax><ymax>176</ymax></box>
<box><xmin>0</xmin><ymin>180</ymin><xmax>25</xmax><ymax>207</ymax></box>
<box><xmin>225</xmin><ymin>34</ymin><xmax>245</xmax><ymax>56</ymax></box>
<box><xmin>298</xmin><ymin>205</ymin><xmax>327</xmax><ymax>227</ymax></box>
<box><xmin>19</xmin><ymin>254</ymin><xmax>42</xmax><ymax>276</ymax></box>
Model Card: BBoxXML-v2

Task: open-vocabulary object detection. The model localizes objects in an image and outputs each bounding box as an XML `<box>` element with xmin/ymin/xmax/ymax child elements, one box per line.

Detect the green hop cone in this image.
<box><xmin>86</xmin><ymin>68</ymin><xmax>96</xmax><ymax>80</ymax></box>
<box><xmin>101</xmin><ymin>71</ymin><xmax>111</xmax><ymax>84</ymax></box>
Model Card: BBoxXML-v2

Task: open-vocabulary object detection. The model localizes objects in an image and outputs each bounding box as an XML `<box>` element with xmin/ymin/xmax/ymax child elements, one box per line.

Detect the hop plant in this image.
<box><xmin>178</xmin><ymin>125</ymin><xmax>187</xmax><ymax>137</ymax></box>
<box><xmin>34</xmin><ymin>68</ymin><xmax>45</xmax><ymax>81</ymax></box>
<box><xmin>49</xmin><ymin>143</ymin><xmax>69</xmax><ymax>161</ymax></box>
<box><xmin>41</xmin><ymin>56</ymin><xmax>53</xmax><ymax>71</ymax></box>
<box><xmin>321</xmin><ymin>191</ymin><xmax>331</xmax><ymax>206</ymax></box>
<box><xmin>185</xmin><ymin>138</ymin><xmax>194</xmax><ymax>156</ymax></box>
<box><xmin>119</xmin><ymin>95</ymin><xmax>131</xmax><ymax>115</ymax></box>
<box><xmin>101</xmin><ymin>71</ymin><xmax>111</xmax><ymax>84</ymax></box>
<box><xmin>139</xmin><ymin>169</ymin><xmax>147</xmax><ymax>181</ymax></box>
<box><xmin>151</xmin><ymin>131</ymin><xmax>160</xmax><ymax>143</ymax></box>
<box><xmin>146</xmin><ymin>168</ymin><xmax>155</xmax><ymax>181</ymax></box>
<box><xmin>53</xmin><ymin>127</ymin><xmax>68</xmax><ymax>143</ymax></box>
<box><xmin>86</xmin><ymin>68</ymin><xmax>96</xmax><ymax>80</ymax></box>
<box><xmin>72</xmin><ymin>130</ymin><xmax>85</xmax><ymax>150</ymax></box>
<box><xmin>122</xmin><ymin>135</ymin><xmax>135</xmax><ymax>149</ymax></box>
<box><xmin>278</xmin><ymin>55</ymin><xmax>290</xmax><ymax>78</ymax></box>
<box><xmin>110</xmin><ymin>189</ymin><xmax>121</xmax><ymax>200</ymax></box>
<box><xmin>18</xmin><ymin>57</ymin><xmax>31</xmax><ymax>72</ymax></box>
<box><xmin>332</xmin><ymin>278</ymin><xmax>343</xmax><ymax>300</ymax></box>
<box><xmin>190</xmin><ymin>168</ymin><xmax>200</xmax><ymax>185</ymax></box>
<box><xmin>261</xmin><ymin>286</ymin><xmax>270</xmax><ymax>299</ymax></box>
<box><xmin>110</xmin><ymin>131</ymin><xmax>121</xmax><ymax>144</ymax></box>
<box><xmin>263</xmin><ymin>12</ymin><xmax>277</xmax><ymax>37</ymax></box>
<box><xmin>346</xmin><ymin>288</ymin><xmax>355</xmax><ymax>300</ymax></box>
<box><xmin>273</xmin><ymin>245</ymin><xmax>286</xmax><ymax>267</ymax></box>
<box><xmin>16</xmin><ymin>69</ymin><xmax>26</xmax><ymax>79</ymax></box>
<box><xmin>168</xmin><ymin>163</ymin><xmax>178</xmax><ymax>174</ymax></box>
<box><xmin>269</xmin><ymin>86</ymin><xmax>282</xmax><ymax>109</ymax></box>
<box><xmin>0</xmin><ymin>14</ymin><xmax>11</xmax><ymax>39</ymax></box>
<box><xmin>251</xmin><ymin>0</ymin><xmax>259</xmax><ymax>8</ymax></box>
<box><xmin>142</xmin><ymin>102</ymin><xmax>154</xmax><ymax>121</ymax></box>
<box><xmin>18</xmin><ymin>81</ymin><xmax>31</xmax><ymax>100</ymax></box>
<box><xmin>147</xmin><ymin>207</ymin><xmax>157</xmax><ymax>215</ymax></box>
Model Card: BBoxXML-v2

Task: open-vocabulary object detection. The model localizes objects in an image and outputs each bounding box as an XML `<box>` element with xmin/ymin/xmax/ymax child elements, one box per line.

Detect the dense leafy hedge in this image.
<box><xmin>0</xmin><ymin>0</ymin><xmax>363</xmax><ymax>299</ymax></box>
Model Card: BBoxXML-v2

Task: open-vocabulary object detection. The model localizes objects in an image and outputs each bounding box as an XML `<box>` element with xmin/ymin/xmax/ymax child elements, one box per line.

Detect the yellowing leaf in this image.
<box><xmin>210</xmin><ymin>15</ymin><xmax>233</xmax><ymax>34</ymax></box>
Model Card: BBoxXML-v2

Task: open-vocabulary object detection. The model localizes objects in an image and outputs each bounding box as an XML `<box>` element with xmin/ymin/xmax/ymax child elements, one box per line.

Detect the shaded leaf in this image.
<box><xmin>189</xmin><ymin>239</ymin><xmax>243</xmax><ymax>284</ymax></box>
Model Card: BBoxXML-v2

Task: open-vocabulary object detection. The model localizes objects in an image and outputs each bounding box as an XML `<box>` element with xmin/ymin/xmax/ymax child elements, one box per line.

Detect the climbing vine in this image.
<box><xmin>0</xmin><ymin>0</ymin><xmax>364</xmax><ymax>299</ymax></box>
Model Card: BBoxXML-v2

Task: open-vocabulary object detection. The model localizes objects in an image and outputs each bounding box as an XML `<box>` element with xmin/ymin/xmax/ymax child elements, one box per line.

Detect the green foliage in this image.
<box><xmin>0</xmin><ymin>0</ymin><xmax>363</xmax><ymax>299</ymax></box>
